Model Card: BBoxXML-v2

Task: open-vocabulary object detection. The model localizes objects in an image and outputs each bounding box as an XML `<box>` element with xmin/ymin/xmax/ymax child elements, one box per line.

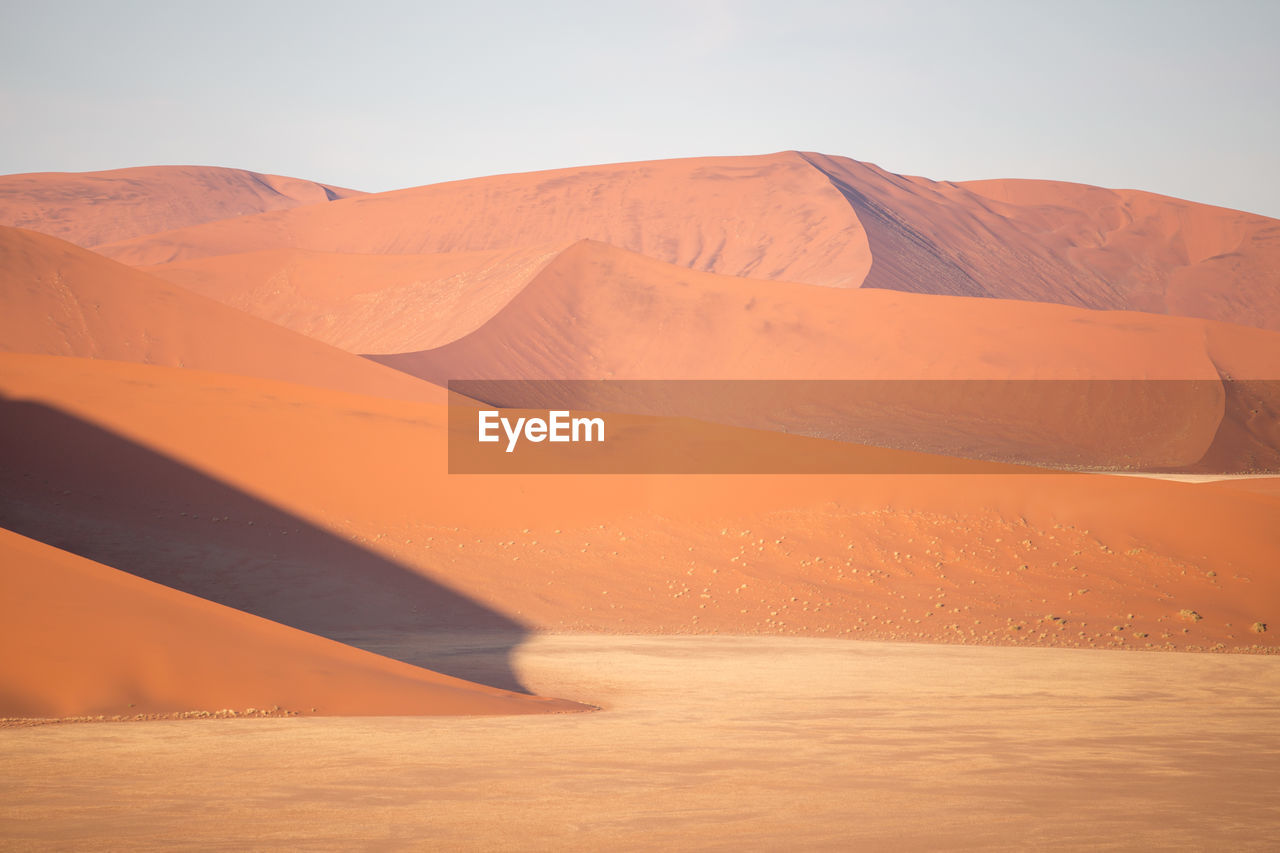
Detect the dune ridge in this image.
<box><xmin>801</xmin><ymin>153</ymin><xmax>1280</xmax><ymax>328</ymax></box>
<box><xmin>82</xmin><ymin>151</ymin><xmax>1280</xmax><ymax>330</ymax></box>
<box><xmin>143</xmin><ymin>242</ymin><xmax>574</xmax><ymax>353</ymax></box>
<box><xmin>0</xmin><ymin>225</ymin><xmax>439</xmax><ymax>402</ymax></box>
<box><xmin>0</xmin><ymin>165</ymin><xmax>361</xmax><ymax>249</ymax></box>
<box><xmin>374</xmin><ymin>240</ymin><xmax>1280</xmax><ymax>471</ymax></box>
<box><xmin>92</xmin><ymin>153</ymin><xmax>875</xmax><ymax>283</ymax></box>
<box><xmin>379</xmin><ymin>239</ymin><xmax>1266</xmax><ymax>382</ymax></box>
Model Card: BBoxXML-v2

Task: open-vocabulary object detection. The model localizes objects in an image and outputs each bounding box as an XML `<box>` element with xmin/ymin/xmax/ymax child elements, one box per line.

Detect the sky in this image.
<box><xmin>2</xmin><ymin>0</ymin><xmax>1278</xmax><ymax>217</ymax></box>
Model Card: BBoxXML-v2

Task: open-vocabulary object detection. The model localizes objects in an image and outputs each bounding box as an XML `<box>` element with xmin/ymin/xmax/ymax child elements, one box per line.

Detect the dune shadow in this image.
<box><xmin>0</xmin><ymin>396</ymin><xmax>532</xmax><ymax>694</ymax></box>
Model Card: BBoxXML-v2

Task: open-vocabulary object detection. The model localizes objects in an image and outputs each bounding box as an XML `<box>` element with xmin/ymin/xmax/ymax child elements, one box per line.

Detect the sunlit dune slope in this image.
<box><xmin>0</xmin><ymin>165</ymin><xmax>361</xmax><ymax>248</ymax></box>
<box><xmin>94</xmin><ymin>153</ymin><xmax>875</xmax><ymax>285</ymax></box>
<box><xmin>0</xmin><ymin>226</ymin><xmax>439</xmax><ymax>402</ymax></box>
<box><xmin>1</xmin><ymin>352</ymin><xmax>1274</xmax><ymax>656</ymax></box>
<box><xmin>385</xmin><ymin>240</ymin><xmax>1266</xmax><ymax>381</ymax></box>
<box><xmin>144</xmin><ymin>242</ymin><xmax>572</xmax><ymax>352</ymax></box>
<box><xmin>0</xmin><ymin>527</ymin><xmax>586</xmax><ymax>719</ymax></box>
<box><xmin>88</xmin><ymin>151</ymin><xmax>1280</xmax><ymax>330</ymax></box>
<box><xmin>956</xmin><ymin>176</ymin><xmax>1280</xmax><ymax>330</ymax></box>
<box><xmin>375</xmin><ymin>240</ymin><xmax>1280</xmax><ymax>471</ymax></box>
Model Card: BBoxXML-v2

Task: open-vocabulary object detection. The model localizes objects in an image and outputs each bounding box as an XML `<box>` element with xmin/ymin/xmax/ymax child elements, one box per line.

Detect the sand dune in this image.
<box><xmin>144</xmin><ymin>242</ymin><xmax>572</xmax><ymax>353</ymax></box>
<box><xmin>0</xmin><ymin>226</ymin><xmax>438</xmax><ymax>402</ymax></box>
<box><xmin>0</xmin><ymin>165</ymin><xmax>360</xmax><ymax>249</ymax></box>
<box><xmin>385</xmin><ymin>239</ymin><xmax>1258</xmax><ymax>381</ymax></box>
<box><xmin>93</xmin><ymin>153</ymin><xmax>875</xmax><ymax>284</ymax></box>
<box><xmin>957</xmin><ymin>176</ymin><xmax>1280</xmax><ymax>329</ymax></box>
<box><xmin>2</xmin><ymin>151</ymin><xmax>1277</xmax><ymax>736</ymax></box>
<box><xmin>2</xmin><ymin>352</ymin><xmax>1274</xmax><ymax>658</ymax></box>
<box><xmin>376</xmin><ymin>240</ymin><xmax>1280</xmax><ymax>471</ymax></box>
<box><xmin>802</xmin><ymin>153</ymin><xmax>1280</xmax><ymax>329</ymax></box>
<box><xmin>87</xmin><ymin>152</ymin><xmax>1280</xmax><ymax>330</ymax></box>
<box><xmin>0</xmin><ymin>527</ymin><xmax>584</xmax><ymax>719</ymax></box>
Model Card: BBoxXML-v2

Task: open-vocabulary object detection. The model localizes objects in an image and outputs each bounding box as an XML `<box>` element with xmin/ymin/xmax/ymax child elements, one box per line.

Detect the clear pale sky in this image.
<box><xmin>2</xmin><ymin>0</ymin><xmax>1277</xmax><ymax>217</ymax></box>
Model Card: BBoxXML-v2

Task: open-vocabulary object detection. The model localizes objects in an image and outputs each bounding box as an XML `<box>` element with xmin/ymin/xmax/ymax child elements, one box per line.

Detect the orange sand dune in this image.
<box><xmin>956</xmin><ymin>177</ymin><xmax>1280</xmax><ymax>329</ymax></box>
<box><xmin>802</xmin><ymin>153</ymin><xmax>1280</xmax><ymax>329</ymax></box>
<box><xmin>144</xmin><ymin>242</ymin><xmax>572</xmax><ymax>353</ymax></box>
<box><xmin>0</xmin><ymin>527</ymin><xmax>584</xmax><ymax>718</ymax></box>
<box><xmin>0</xmin><ymin>165</ymin><xmax>360</xmax><ymax>249</ymax></box>
<box><xmin>2</xmin><ymin>352</ymin><xmax>1274</xmax><ymax>656</ymax></box>
<box><xmin>94</xmin><ymin>153</ymin><xmax>874</xmax><ymax>285</ymax></box>
<box><xmin>385</xmin><ymin>239</ymin><xmax>1270</xmax><ymax>381</ymax></box>
<box><xmin>377</xmin><ymin>240</ymin><xmax>1280</xmax><ymax>470</ymax></box>
<box><xmin>91</xmin><ymin>151</ymin><xmax>1280</xmax><ymax>330</ymax></box>
<box><xmin>0</xmin><ymin>226</ymin><xmax>438</xmax><ymax>402</ymax></box>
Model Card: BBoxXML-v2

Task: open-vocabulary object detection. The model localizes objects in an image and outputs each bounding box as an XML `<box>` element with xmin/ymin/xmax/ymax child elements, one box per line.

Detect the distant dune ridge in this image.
<box><xmin>375</xmin><ymin>239</ymin><xmax>1280</xmax><ymax>471</ymax></box>
<box><xmin>1</xmin><ymin>151</ymin><xmax>1278</xmax><ymax>720</ymax></box>
<box><xmin>145</xmin><ymin>242</ymin><xmax>574</xmax><ymax>353</ymax></box>
<box><xmin>0</xmin><ymin>225</ymin><xmax>439</xmax><ymax>403</ymax></box>
<box><xmin>0</xmin><ymin>165</ymin><xmax>361</xmax><ymax>249</ymax></box>
<box><xmin>801</xmin><ymin>153</ymin><xmax>1280</xmax><ymax>329</ymax></box>
<box><xmin>81</xmin><ymin>150</ymin><xmax>1280</xmax><ymax>332</ymax></box>
<box><xmin>94</xmin><ymin>153</ymin><xmax>877</xmax><ymax>284</ymax></box>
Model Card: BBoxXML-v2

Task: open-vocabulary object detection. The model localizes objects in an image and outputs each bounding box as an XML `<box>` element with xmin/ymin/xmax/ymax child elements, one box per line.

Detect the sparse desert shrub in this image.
<box><xmin>1179</xmin><ymin>609</ymin><xmax>1202</xmax><ymax>622</ymax></box>
<box><xmin>1252</xmin><ymin>622</ymin><xmax>1267</xmax><ymax>633</ymax></box>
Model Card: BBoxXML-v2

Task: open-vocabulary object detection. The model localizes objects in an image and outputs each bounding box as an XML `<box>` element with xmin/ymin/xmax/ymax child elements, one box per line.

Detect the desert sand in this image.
<box><xmin>91</xmin><ymin>153</ymin><xmax>876</xmax><ymax>286</ymax></box>
<box><xmin>88</xmin><ymin>151</ymin><xmax>1280</xmax><ymax>329</ymax></box>
<box><xmin>0</xmin><ymin>225</ymin><xmax>442</xmax><ymax>402</ymax></box>
<box><xmin>144</xmin><ymin>242</ymin><xmax>574</xmax><ymax>353</ymax></box>
<box><xmin>2</xmin><ymin>352</ymin><xmax>1275</xmax><ymax>662</ymax></box>
<box><xmin>0</xmin><ymin>529</ymin><xmax>584</xmax><ymax>718</ymax></box>
<box><xmin>2</xmin><ymin>151</ymin><xmax>1278</xmax><ymax>848</ymax></box>
<box><xmin>3</xmin><ymin>634</ymin><xmax>1278</xmax><ymax>850</ymax></box>
<box><xmin>0</xmin><ymin>165</ymin><xmax>360</xmax><ymax>248</ymax></box>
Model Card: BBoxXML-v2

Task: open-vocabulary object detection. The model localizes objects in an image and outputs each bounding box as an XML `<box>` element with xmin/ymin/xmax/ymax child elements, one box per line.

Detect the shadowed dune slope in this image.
<box><xmin>93</xmin><ymin>153</ymin><xmax>874</xmax><ymax>286</ymax></box>
<box><xmin>0</xmin><ymin>226</ymin><xmax>439</xmax><ymax>402</ymax></box>
<box><xmin>802</xmin><ymin>153</ymin><xmax>1280</xmax><ymax>329</ymax></box>
<box><xmin>0</xmin><ymin>165</ymin><xmax>361</xmax><ymax>248</ymax></box>
<box><xmin>0</xmin><ymin>527</ymin><xmax>585</xmax><ymax>718</ymax></box>
<box><xmin>0</xmin><ymin>357</ymin><xmax>570</xmax><ymax>700</ymax></box>
<box><xmin>144</xmin><ymin>242</ymin><xmax>573</xmax><ymax>353</ymax></box>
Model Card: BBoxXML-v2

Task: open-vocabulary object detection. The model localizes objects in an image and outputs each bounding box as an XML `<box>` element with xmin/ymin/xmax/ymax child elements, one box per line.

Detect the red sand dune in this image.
<box><xmin>0</xmin><ymin>527</ymin><xmax>584</xmax><ymax>718</ymax></box>
<box><xmin>144</xmin><ymin>242</ymin><xmax>572</xmax><ymax>353</ymax></box>
<box><xmin>3</xmin><ymin>152</ymin><xmax>1278</xmax><ymax>727</ymax></box>
<box><xmin>0</xmin><ymin>165</ymin><xmax>360</xmax><ymax>249</ymax></box>
<box><xmin>376</xmin><ymin>240</ymin><xmax>1280</xmax><ymax>471</ymax></box>
<box><xmin>89</xmin><ymin>152</ymin><xmax>1280</xmax><ymax>330</ymax></box>
<box><xmin>2</xmin><ymin>353</ymin><xmax>1274</xmax><ymax>658</ymax></box>
<box><xmin>955</xmin><ymin>176</ymin><xmax>1280</xmax><ymax>329</ymax></box>
<box><xmin>0</xmin><ymin>225</ymin><xmax>438</xmax><ymax>402</ymax></box>
<box><xmin>801</xmin><ymin>153</ymin><xmax>1280</xmax><ymax>329</ymax></box>
<box><xmin>384</xmin><ymin>239</ymin><xmax>1262</xmax><ymax>381</ymax></box>
<box><xmin>93</xmin><ymin>153</ymin><xmax>876</xmax><ymax>285</ymax></box>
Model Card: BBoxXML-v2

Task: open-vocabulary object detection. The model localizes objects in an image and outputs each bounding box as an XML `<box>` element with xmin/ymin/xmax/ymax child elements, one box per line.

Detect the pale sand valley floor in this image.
<box><xmin>4</xmin><ymin>633</ymin><xmax>1278</xmax><ymax>851</ymax></box>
